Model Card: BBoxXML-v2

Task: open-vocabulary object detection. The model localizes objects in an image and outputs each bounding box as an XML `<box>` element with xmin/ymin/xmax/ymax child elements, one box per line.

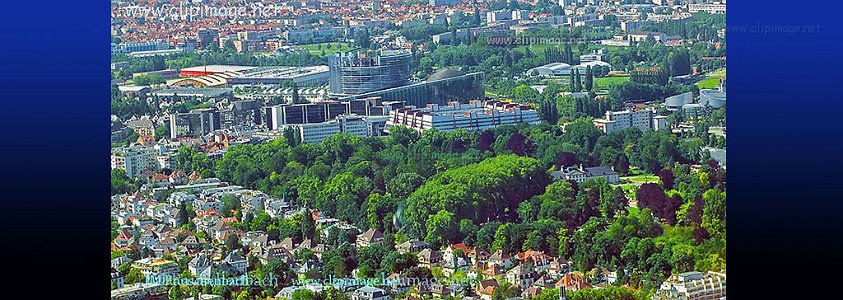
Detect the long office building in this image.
<box><xmin>328</xmin><ymin>50</ymin><xmax>411</xmax><ymax>96</ymax></box>
<box><xmin>227</xmin><ymin>66</ymin><xmax>330</xmax><ymax>86</ymax></box>
<box><xmin>264</xmin><ymin>98</ymin><xmax>404</xmax><ymax>130</ymax></box>
<box><xmin>386</xmin><ymin>100</ymin><xmax>540</xmax><ymax>133</ymax></box>
<box><xmin>293</xmin><ymin>115</ymin><xmax>389</xmax><ymax>144</ymax></box>
<box><xmin>112</xmin><ymin>41</ymin><xmax>171</xmax><ymax>55</ymax></box>
<box><xmin>592</xmin><ymin>107</ymin><xmax>669</xmax><ymax>134</ymax></box>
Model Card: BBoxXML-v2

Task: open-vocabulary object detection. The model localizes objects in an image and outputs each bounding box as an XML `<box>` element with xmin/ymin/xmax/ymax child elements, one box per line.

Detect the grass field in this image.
<box><xmin>513</xmin><ymin>44</ymin><xmax>622</xmax><ymax>55</ymax></box>
<box><xmin>297</xmin><ymin>42</ymin><xmax>353</xmax><ymax>57</ymax></box>
<box><xmin>615</xmin><ymin>172</ymin><xmax>661</xmax><ymax>201</ymax></box>
<box><xmin>695</xmin><ymin>68</ymin><xmax>726</xmax><ymax>89</ymax></box>
<box><xmin>594</xmin><ymin>76</ymin><xmax>629</xmax><ymax>89</ymax></box>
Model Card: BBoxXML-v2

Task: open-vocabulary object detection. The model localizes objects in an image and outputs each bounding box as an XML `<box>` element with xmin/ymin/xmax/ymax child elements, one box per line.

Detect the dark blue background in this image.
<box><xmin>0</xmin><ymin>0</ymin><xmax>840</xmax><ymax>297</ymax></box>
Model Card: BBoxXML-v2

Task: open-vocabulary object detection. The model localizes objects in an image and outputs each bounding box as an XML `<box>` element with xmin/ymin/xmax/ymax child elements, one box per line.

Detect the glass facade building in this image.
<box><xmin>339</xmin><ymin>71</ymin><xmax>485</xmax><ymax>107</ymax></box>
<box><xmin>328</xmin><ymin>50</ymin><xmax>411</xmax><ymax>95</ymax></box>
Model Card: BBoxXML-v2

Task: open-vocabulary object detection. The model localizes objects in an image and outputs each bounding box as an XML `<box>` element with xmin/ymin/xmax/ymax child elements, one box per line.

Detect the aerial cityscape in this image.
<box><xmin>110</xmin><ymin>0</ymin><xmax>726</xmax><ymax>299</ymax></box>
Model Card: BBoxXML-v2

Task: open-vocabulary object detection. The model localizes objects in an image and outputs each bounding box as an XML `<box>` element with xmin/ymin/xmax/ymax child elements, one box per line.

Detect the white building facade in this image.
<box><xmin>593</xmin><ymin>107</ymin><xmax>668</xmax><ymax>134</ymax></box>
<box><xmin>386</xmin><ymin>100</ymin><xmax>540</xmax><ymax>133</ymax></box>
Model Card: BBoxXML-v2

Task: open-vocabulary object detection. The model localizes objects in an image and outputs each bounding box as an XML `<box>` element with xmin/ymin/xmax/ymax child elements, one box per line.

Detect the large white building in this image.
<box><xmin>386</xmin><ymin>100</ymin><xmax>540</xmax><ymax>133</ymax></box>
<box><xmin>111</xmin><ymin>146</ymin><xmax>158</xmax><ymax>178</ymax></box>
<box><xmin>592</xmin><ymin>107</ymin><xmax>669</xmax><ymax>134</ymax></box>
<box><xmin>526</xmin><ymin>60</ymin><xmax>612</xmax><ymax>77</ymax></box>
<box><xmin>551</xmin><ymin>165</ymin><xmax>620</xmax><ymax>184</ymax></box>
<box><xmin>294</xmin><ymin>115</ymin><xmax>383</xmax><ymax>144</ymax></box>
<box><xmin>689</xmin><ymin>4</ymin><xmax>726</xmax><ymax>14</ymax></box>
<box><xmin>653</xmin><ymin>271</ymin><xmax>726</xmax><ymax>300</ymax></box>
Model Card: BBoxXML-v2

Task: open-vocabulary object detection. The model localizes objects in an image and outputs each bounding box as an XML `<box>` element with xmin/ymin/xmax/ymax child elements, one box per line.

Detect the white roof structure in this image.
<box><xmin>527</xmin><ymin>61</ymin><xmax>612</xmax><ymax>76</ymax></box>
<box><xmin>180</xmin><ymin>65</ymin><xmax>256</xmax><ymax>74</ymax></box>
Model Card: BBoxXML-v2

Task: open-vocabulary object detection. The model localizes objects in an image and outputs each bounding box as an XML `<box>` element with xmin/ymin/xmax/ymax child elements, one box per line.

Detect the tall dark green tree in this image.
<box><xmin>584</xmin><ymin>66</ymin><xmax>594</xmax><ymax>91</ymax></box>
<box><xmin>573</xmin><ymin>69</ymin><xmax>582</xmax><ymax>92</ymax></box>
<box><xmin>291</xmin><ymin>83</ymin><xmax>303</xmax><ymax>104</ymax></box>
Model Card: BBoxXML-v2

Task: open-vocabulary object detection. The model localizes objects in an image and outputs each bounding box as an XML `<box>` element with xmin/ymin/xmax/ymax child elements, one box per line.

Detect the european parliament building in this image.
<box><xmin>336</xmin><ymin>71</ymin><xmax>485</xmax><ymax>107</ymax></box>
<box><xmin>328</xmin><ymin>50</ymin><xmax>411</xmax><ymax>95</ymax></box>
<box><xmin>328</xmin><ymin>50</ymin><xmax>485</xmax><ymax>107</ymax></box>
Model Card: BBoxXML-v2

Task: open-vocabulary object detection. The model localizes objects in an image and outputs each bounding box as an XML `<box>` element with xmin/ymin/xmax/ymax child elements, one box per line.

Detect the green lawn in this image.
<box><xmin>695</xmin><ymin>68</ymin><xmax>726</xmax><ymax>89</ymax></box>
<box><xmin>623</xmin><ymin>174</ymin><xmax>660</xmax><ymax>184</ymax></box>
<box><xmin>615</xmin><ymin>172</ymin><xmax>661</xmax><ymax>201</ymax></box>
<box><xmin>594</xmin><ymin>76</ymin><xmax>629</xmax><ymax>88</ymax></box>
<box><xmin>297</xmin><ymin>42</ymin><xmax>354</xmax><ymax>57</ymax></box>
<box><xmin>514</xmin><ymin>44</ymin><xmax>620</xmax><ymax>56</ymax></box>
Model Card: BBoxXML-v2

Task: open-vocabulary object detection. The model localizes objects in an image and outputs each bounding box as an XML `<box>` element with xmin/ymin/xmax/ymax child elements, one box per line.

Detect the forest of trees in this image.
<box><xmin>164</xmin><ymin>111</ymin><xmax>727</xmax><ymax>297</ymax></box>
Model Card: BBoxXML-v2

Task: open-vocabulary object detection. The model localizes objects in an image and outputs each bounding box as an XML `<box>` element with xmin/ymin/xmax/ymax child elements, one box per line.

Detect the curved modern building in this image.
<box><xmin>682</xmin><ymin>103</ymin><xmax>705</xmax><ymax>114</ymax></box>
<box><xmin>526</xmin><ymin>60</ymin><xmax>613</xmax><ymax>77</ymax></box>
<box><xmin>329</xmin><ymin>50</ymin><xmax>411</xmax><ymax>96</ymax></box>
<box><xmin>339</xmin><ymin>70</ymin><xmax>485</xmax><ymax>107</ymax></box>
<box><xmin>526</xmin><ymin>62</ymin><xmax>572</xmax><ymax>76</ymax></box>
<box><xmin>666</xmin><ymin>92</ymin><xmax>694</xmax><ymax>111</ymax></box>
<box><xmin>700</xmin><ymin>89</ymin><xmax>726</xmax><ymax>108</ymax></box>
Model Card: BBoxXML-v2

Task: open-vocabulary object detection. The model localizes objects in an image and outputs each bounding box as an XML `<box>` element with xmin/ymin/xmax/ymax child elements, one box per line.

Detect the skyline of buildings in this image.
<box><xmin>108</xmin><ymin>1</ymin><xmax>728</xmax><ymax>299</ymax></box>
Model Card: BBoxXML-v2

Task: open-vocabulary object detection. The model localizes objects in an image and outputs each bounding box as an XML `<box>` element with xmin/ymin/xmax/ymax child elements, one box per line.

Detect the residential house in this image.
<box><xmin>181</xmin><ymin>235</ymin><xmax>207</xmax><ymax>252</ymax></box>
<box><xmin>111</xmin><ymin>268</ymin><xmax>125</xmax><ymax>289</ymax></box>
<box><xmin>481</xmin><ymin>263</ymin><xmax>505</xmax><ymax>279</ymax></box>
<box><xmin>551</xmin><ymin>165</ymin><xmax>619</xmax><ymax>184</ymax></box>
<box><xmin>223</xmin><ymin>250</ymin><xmax>248</xmax><ymax>275</ymax></box>
<box><xmin>396</xmin><ymin>239</ymin><xmax>429</xmax><ymax>254</ymax></box>
<box><xmin>260</xmin><ymin>243</ymin><xmax>295</xmax><ymax>266</ymax></box>
<box><xmin>264</xmin><ymin>198</ymin><xmax>291</xmax><ymax>218</ymax></box>
<box><xmin>114</xmin><ymin>230</ymin><xmax>134</xmax><ymax>248</ymax></box>
<box><xmin>516</xmin><ymin>250</ymin><xmax>553</xmax><ymax>273</ymax></box>
<box><xmin>297</xmin><ymin>260</ymin><xmax>323</xmax><ymax>278</ymax></box>
<box><xmin>471</xmin><ymin>247</ymin><xmax>490</xmax><ymax>265</ymax></box>
<box><xmin>189</xmin><ymin>252</ymin><xmax>213</xmax><ymax>276</ymax></box>
<box><xmin>417</xmin><ymin>248</ymin><xmax>441</xmax><ymax>268</ymax></box>
<box><xmin>241</xmin><ymin>231</ymin><xmax>269</xmax><ymax>252</ymax></box>
<box><xmin>209</xmin><ymin>221</ymin><xmax>233</xmax><ymax>243</ymax></box>
<box><xmin>532</xmin><ymin>274</ymin><xmax>557</xmax><ymax>289</ymax></box>
<box><xmin>489</xmin><ymin>250</ymin><xmax>513</xmax><ymax>270</ymax></box>
<box><xmin>506</xmin><ymin>265</ymin><xmax>538</xmax><ymax>289</ymax></box>
<box><xmin>442</xmin><ymin>254</ymin><xmax>471</xmax><ymax>277</ymax></box>
<box><xmin>111</xmin><ymin>256</ymin><xmax>133</xmax><ymax>269</ymax></box>
<box><xmin>521</xmin><ymin>286</ymin><xmax>542</xmax><ymax>299</ymax></box>
<box><xmin>547</xmin><ymin>257</ymin><xmax>573</xmax><ymax>278</ymax></box>
<box><xmin>352</xmin><ymin>286</ymin><xmax>390</xmax><ymax>300</ymax></box>
<box><xmin>139</xmin><ymin>228</ymin><xmax>160</xmax><ymax>248</ymax></box>
<box><xmin>555</xmin><ymin>272</ymin><xmax>591</xmax><ymax>292</ymax></box>
<box><xmin>279</xmin><ymin>237</ymin><xmax>296</xmax><ymax>250</ymax></box>
<box><xmin>443</xmin><ymin>243</ymin><xmax>474</xmax><ymax>263</ymax></box>
<box><xmin>356</xmin><ymin>228</ymin><xmax>384</xmax><ymax>248</ymax></box>
<box><xmin>476</xmin><ymin>279</ymin><xmax>498</xmax><ymax>300</ymax></box>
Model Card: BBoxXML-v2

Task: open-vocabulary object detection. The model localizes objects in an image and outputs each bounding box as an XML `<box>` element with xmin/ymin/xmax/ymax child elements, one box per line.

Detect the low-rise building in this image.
<box><xmin>352</xmin><ymin>286</ymin><xmax>390</xmax><ymax>300</ymax></box>
<box><xmin>133</xmin><ymin>258</ymin><xmax>180</xmax><ymax>278</ymax></box>
<box><xmin>653</xmin><ymin>271</ymin><xmax>726</xmax><ymax>300</ymax></box>
<box><xmin>551</xmin><ymin>165</ymin><xmax>620</xmax><ymax>184</ymax></box>
<box><xmin>356</xmin><ymin>228</ymin><xmax>384</xmax><ymax>248</ymax></box>
<box><xmin>386</xmin><ymin>100</ymin><xmax>540</xmax><ymax>133</ymax></box>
